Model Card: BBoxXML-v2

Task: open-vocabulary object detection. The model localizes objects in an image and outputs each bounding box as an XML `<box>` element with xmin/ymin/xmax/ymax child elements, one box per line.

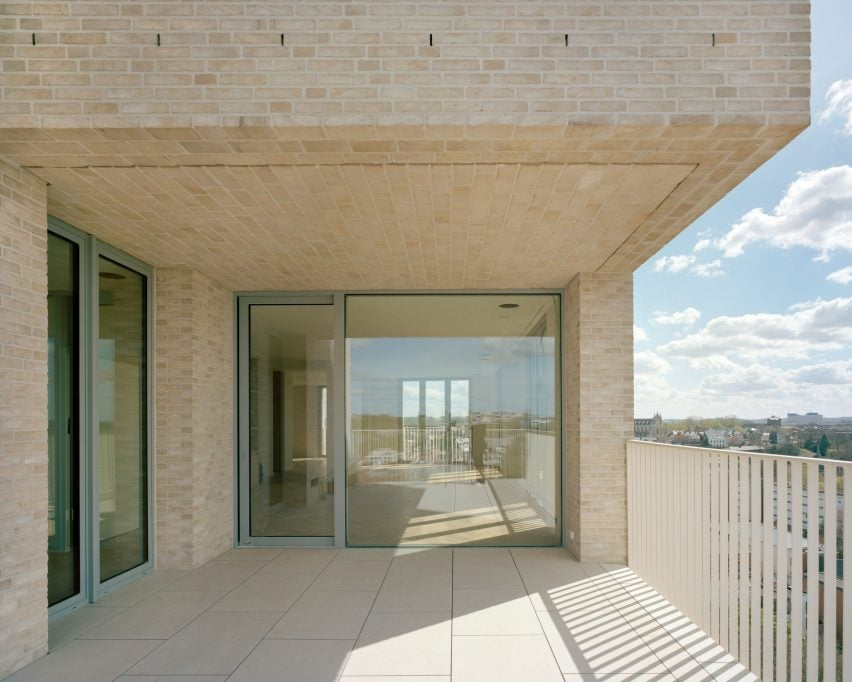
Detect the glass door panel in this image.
<box><xmin>346</xmin><ymin>294</ymin><xmax>561</xmax><ymax>547</ymax></box>
<box><xmin>98</xmin><ymin>256</ymin><xmax>148</xmax><ymax>582</ymax></box>
<box><xmin>47</xmin><ymin>233</ymin><xmax>80</xmax><ymax>606</ymax></box>
<box><xmin>247</xmin><ymin>304</ymin><xmax>335</xmax><ymax>537</ymax></box>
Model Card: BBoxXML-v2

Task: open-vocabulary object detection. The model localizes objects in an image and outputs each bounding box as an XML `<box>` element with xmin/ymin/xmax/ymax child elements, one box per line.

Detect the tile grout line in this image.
<box><xmin>592</xmin><ymin>565</ymin><xmax>694</xmax><ymax>679</ymax></box>
<box><xmin>49</xmin><ymin>568</ymin><xmax>191</xmax><ymax>653</ymax></box>
<box><xmin>507</xmin><ymin>547</ymin><xmax>564</xmax><ymax>681</ymax></box>
<box><xmin>449</xmin><ymin>546</ymin><xmax>454</xmax><ymax>681</ymax></box>
<box><xmin>333</xmin><ymin>549</ymin><xmax>394</xmax><ymax>681</ymax></box>
<box><xmin>106</xmin><ymin>549</ymin><xmax>287</xmax><ymax>681</ymax></box>
<box><xmin>223</xmin><ymin>548</ymin><xmax>342</xmax><ymax>680</ymax></box>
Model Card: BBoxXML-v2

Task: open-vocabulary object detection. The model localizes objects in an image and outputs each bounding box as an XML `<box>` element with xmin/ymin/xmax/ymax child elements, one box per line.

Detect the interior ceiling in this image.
<box><xmin>346</xmin><ymin>294</ymin><xmax>555</xmax><ymax>339</ymax></box>
<box><xmin>1</xmin><ymin>123</ymin><xmax>804</xmax><ymax>291</ymax></box>
<box><xmin>250</xmin><ymin>295</ymin><xmax>554</xmax><ymax>367</ymax></box>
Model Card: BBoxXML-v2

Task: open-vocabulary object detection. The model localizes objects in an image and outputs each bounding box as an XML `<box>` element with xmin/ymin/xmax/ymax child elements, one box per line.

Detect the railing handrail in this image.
<box><xmin>629</xmin><ymin>438</ymin><xmax>852</xmax><ymax>468</ymax></box>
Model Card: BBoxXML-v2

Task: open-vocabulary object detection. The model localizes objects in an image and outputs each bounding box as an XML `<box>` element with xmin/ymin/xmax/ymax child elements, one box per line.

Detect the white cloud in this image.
<box><xmin>698</xmin><ymin>363</ymin><xmax>779</xmax><ymax>396</ymax></box>
<box><xmin>634</xmin><ymin>325</ymin><xmax>648</xmax><ymax>342</ymax></box>
<box><xmin>821</xmin><ymin>79</ymin><xmax>852</xmax><ymax>135</ymax></box>
<box><xmin>635</xmin><ymin>350</ymin><xmax>671</xmax><ymax>375</ymax></box>
<box><xmin>691</xmin><ymin>259</ymin><xmax>724</xmax><ymax>278</ymax></box>
<box><xmin>653</xmin><ymin>254</ymin><xmax>695</xmax><ymax>273</ymax></box>
<box><xmin>651</xmin><ymin>251</ymin><xmax>725</xmax><ymax>278</ymax></box>
<box><xmin>651</xmin><ymin>307</ymin><xmax>701</xmax><ymax>327</ymax></box>
<box><xmin>635</xmin><ymin>357</ymin><xmax>852</xmax><ymax>419</ymax></box>
<box><xmin>686</xmin><ymin>354</ymin><xmax>741</xmax><ymax>371</ymax></box>
<box><xmin>786</xmin><ymin>360</ymin><xmax>852</xmax><ymax>386</ymax></box>
<box><xmin>659</xmin><ymin>297</ymin><xmax>852</xmax><ymax>361</ymax></box>
<box><xmin>828</xmin><ymin>266</ymin><xmax>852</xmax><ymax>284</ymax></box>
<box><xmin>717</xmin><ymin>166</ymin><xmax>852</xmax><ymax>259</ymax></box>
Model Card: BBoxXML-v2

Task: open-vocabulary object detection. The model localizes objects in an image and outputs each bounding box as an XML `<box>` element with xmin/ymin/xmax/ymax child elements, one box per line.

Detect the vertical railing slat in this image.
<box><xmin>844</xmin><ymin>464</ymin><xmax>851</xmax><ymax>682</ymax></box>
<box><xmin>776</xmin><ymin>460</ymin><xmax>788</xmax><ymax>682</ymax></box>
<box><xmin>711</xmin><ymin>452</ymin><xmax>721</xmax><ymax>641</ymax></box>
<box><xmin>751</xmin><ymin>456</ymin><xmax>763</xmax><ymax>678</ymax></box>
<box><xmin>826</xmin><ymin>465</ymin><xmax>838</xmax><ymax>682</ymax></box>
<box><xmin>807</xmin><ymin>460</ymin><xmax>820</xmax><ymax>680</ymax></box>
<box><xmin>762</xmin><ymin>459</ymin><xmax>775</xmax><ymax>681</ymax></box>
<box><xmin>791</xmin><ymin>460</ymin><xmax>804</xmax><ymax>681</ymax></box>
<box><xmin>738</xmin><ymin>455</ymin><xmax>750</xmax><ymax>668</ymax></box>
<box><xmin>722</xmin><ymin>452</ymin><xmax>729</xmax><ymax>645</ymax></box>
<box><xmin>728</xmin><ymin>452</ymin><xmax>739</xmax><ymax>659</ymax></box>
<box><xmin>686</xmin><ymin>451</ymin><xmax>695</xmax><ymax>620</ymax></box>
<box><xmin>702</xmin><ymin>449</ymin><xmax>712</xmax><ymax>634</ymax></box>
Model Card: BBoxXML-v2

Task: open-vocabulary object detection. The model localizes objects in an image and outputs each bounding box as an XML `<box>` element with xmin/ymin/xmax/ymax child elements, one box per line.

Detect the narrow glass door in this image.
<box><xmin>245</xmin><ymin>303</ymin><xmax>335</xmax><ymax>538</ymax></box>
<box><xmin>98</xmin><ymin>256</ymin><xmax>149</xmax><ymax>582</ymax></box>
<box><xmin>47</xmin><ymin>233</ymin><xmax>80</xmax><ymax>606</ymax></box>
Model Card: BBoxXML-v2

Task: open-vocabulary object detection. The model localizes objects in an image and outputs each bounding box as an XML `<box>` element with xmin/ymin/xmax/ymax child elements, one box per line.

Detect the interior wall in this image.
<box><xmin>0</xmin><ymin>158</ymin><xmax>49</xmax><ymax>678</ymax></box>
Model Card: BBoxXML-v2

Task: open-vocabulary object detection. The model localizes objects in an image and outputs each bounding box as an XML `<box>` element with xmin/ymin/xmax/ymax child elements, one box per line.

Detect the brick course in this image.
<box><xmin>155</xmin><ymin>268</ymin><xmax>232</xmax><ymax>569</ymax></box>
<box><xmin>565</xmin><ymin>272</ymin><xmax>633</xmax><ymax>563</ymax></box>
<box><xmin>0</xmin><ymin>158</ymin><xmax>48</xmax><ymax>679</ymax></box>
<box><xmin>0</xmin><ymin>1</ymin><xmax>809</xmax><ymax>129</ymax></box>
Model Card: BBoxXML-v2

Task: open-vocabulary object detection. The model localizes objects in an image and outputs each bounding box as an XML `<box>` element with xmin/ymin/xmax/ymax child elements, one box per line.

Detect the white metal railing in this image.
<box><xmin>350</xmin><ymin>426</ymin><xmax>472</xmax><ymax>466</ymax></box>
<box><xmin>628</xmin><ymin>440</ymin><xmax>849</xmax><ymax>681</ymax></box>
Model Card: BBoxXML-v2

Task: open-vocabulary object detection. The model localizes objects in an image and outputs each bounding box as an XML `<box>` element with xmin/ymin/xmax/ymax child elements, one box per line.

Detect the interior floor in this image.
<box><xmin>250</xmin><ymin>463</ymin><xmax>558</xmax><ymax>545</ymax></box>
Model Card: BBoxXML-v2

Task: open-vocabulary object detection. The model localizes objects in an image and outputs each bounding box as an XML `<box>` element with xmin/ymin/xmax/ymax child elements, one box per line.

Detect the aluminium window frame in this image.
<box><xmin>46</xmin><ymin>216</ymin><xmax>155</xmax><ymax>620</ymax></box>
<box><xmin>234</xmin><ymin>290</ymin><xmax>564</xmax><ymax>550</ymax></box>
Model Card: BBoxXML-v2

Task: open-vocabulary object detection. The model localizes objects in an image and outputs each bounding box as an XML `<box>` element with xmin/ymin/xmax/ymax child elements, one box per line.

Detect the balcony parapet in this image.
<box><xmin>628</xmin><ymin>439</ymin><xmax>848</xmax><ymax>681</ymax></box>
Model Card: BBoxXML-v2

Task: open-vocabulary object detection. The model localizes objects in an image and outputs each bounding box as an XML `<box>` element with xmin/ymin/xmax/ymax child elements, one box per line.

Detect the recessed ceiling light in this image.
<box><xmin>499</xmin><ymin>303</ymin><xmax>519</xmax><ymax>309</ymax></box>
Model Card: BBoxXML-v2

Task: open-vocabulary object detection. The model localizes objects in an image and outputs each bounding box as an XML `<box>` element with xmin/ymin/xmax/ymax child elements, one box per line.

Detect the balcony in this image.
<box><xmin>9</xmin><ymin>546</ymin><xmax>751</xmax><ymax>681</ymax></box>
<box><xmin>20</xmin><ymin>442</ymin><xmax>849</xmax><ymax>681</ymax></box>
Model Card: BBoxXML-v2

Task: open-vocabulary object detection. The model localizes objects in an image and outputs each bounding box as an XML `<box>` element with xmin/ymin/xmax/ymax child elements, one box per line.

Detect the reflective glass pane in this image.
<box><xmin>346</xmin><ymin>294</ymin><xmax>561</xmax><ymax>546</ymax></box>
<box><xmin>98</xmin><ymin>256</ymin><xmax>148</xmax><ymax>582</ymax></box>
<box><xmin>47</xmin><ymin>233</ymin><xmax>80</xmax><ymax>605</ymax></box>
<box><xmin>249</xmin><ymin>304</ymin><xmax>335</xmax><ymax>537</ymax></box>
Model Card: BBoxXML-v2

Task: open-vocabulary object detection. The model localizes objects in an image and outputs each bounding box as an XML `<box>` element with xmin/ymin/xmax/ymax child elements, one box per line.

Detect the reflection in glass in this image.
<box><xmin>47</xmin><ymin>233</ymin><xmax>80</xmax><ymax>605</ymax></box>
<box><xmin>346</xmin><ymin>295</ymin><xmax>561</xmax><ymax>546</ymax></box>
<box><xmin>249</xmin><ymin>305</ymin><xmax>334</xmax><ymax>537</ymax></box>
<box><xmin>98</xmin><ymin>257</ymin><xmax>148</xmax><ymax>582</ymax></box>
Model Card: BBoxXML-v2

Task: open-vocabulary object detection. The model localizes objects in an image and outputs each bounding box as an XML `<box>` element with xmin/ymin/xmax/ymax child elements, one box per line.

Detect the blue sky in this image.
<box><xmin>634</xmin><ymin>0</ymin><xmax>852</xmax><ymax>419</ymax></box>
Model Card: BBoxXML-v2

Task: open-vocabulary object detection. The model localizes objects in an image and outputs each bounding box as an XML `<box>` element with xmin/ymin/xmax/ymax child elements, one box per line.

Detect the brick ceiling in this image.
<box><xmin>0</xmin><ymin>123</ymin><xmax>803</xmax><ymax>290</ymax></box>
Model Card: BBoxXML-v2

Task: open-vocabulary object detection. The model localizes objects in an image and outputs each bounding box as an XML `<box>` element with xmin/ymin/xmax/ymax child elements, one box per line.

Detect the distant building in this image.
<box><xmin>706</xmin><ymin>429</ymin><xmax>731</xmax><ymax>448</ymax></box>
<box><xmin>785</xmin><ymin>412</ymin><xmax>824</xmax><ymax>426</ymax></box>
<box><xmin>634</xmin><ymin>413</ymin><xmax>663</xmax><ymax>441</ymax></box>
<box><xmin>767</xmin><ymin>416</ymin><xmax>782</xmax><ymax>428</ymax></box>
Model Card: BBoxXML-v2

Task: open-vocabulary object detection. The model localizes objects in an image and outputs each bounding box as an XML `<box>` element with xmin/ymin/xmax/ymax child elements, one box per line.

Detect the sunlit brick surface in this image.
<box><xmin>155</xmin><ymin>268</ymin><xmax>233</xmax><ymax>569</ymax></box>
<box><xmin>0</xmin><ymin>158</ymin><xmax>49</xmax><ymax>679</ymax></box>
<box><xmin>565</xmin><ymin>272</ymin><xmax>634</xmax><ymax>563</ymax></box>
<box><xmin>0</xmin><ymin>1</ymin><xmax>809</xmax><ymax>128</ymax></box>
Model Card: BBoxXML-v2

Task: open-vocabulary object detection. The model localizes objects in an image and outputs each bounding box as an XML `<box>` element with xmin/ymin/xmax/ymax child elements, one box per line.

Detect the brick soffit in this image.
<box><xmin>0</xmin><ymin>123</ymin><xmax>805</xmax><ymax>290</ymax></box>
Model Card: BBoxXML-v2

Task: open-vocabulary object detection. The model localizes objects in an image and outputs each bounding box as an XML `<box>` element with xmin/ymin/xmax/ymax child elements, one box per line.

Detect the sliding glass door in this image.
<box><xmin>239</xmin><ymin>298</ymin><xmax>335</xmax><ymax>543</ymax></box>
<box><xmin>97</xmin><ymin>256</ymin><xmax>149</xmax><ymax>582</ymax></box>
<box><xmin>346</xmin><ymin>294</ymin><xmax>561</xmax><ymax>546</ymax></box>
<box><xmin>47</xmin><ymin>232</ymin><xmax>81</xmax><ymax>606</ymax></box>
<box><xmin>237</xmin><ymin>292</ymin><xmax>561</xmax><ymax>548</ymax></box>
<box><xmin>47</xmin><ymin>217</ymin><xmax>153</xmax><ymax>612</ymax></box>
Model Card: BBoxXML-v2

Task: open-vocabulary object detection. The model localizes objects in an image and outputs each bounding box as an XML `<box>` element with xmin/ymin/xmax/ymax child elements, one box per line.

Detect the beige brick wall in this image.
<box><xmin>0</xmin><ymin>1</ymin><xmax>809</xmax><ymax>128</ymax></box>
<box><xmin>565</xmin><ymin>272</ymin><xmax>633</xmax><ymax>563</ymax></box>
<box><xmin>155</xmin><ymin>268</ymin><xmax>232</xmax><ymax>569</ymax></box>
<box><xmin>0</xmin><ymin>158</ymin><xmax>49</xmax><ymax>678</ymax></box>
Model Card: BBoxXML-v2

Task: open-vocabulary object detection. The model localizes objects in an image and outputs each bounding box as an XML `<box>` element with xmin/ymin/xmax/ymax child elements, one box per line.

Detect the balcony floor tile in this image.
<box><xmin>21</xmin><ymin>547</ymin><xmax>756</xmax><ymax>681</ymax></box>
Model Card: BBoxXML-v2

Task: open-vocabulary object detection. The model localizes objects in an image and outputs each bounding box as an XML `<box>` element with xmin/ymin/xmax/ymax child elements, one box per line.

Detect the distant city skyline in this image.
<box><xmin>634</xmin><ymin>0</ymin><xmax>852</xmax><ymax>419</ymax></box>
